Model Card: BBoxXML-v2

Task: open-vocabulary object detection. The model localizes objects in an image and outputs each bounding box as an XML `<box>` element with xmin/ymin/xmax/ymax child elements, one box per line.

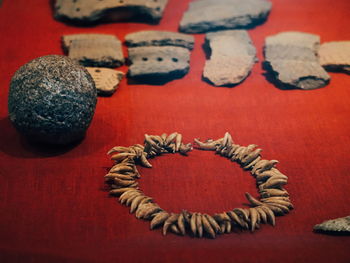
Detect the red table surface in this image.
<box><xmin>1</xmin><ymin>0</ymin><xmax>350</xmax><ymax>262</ymax></box>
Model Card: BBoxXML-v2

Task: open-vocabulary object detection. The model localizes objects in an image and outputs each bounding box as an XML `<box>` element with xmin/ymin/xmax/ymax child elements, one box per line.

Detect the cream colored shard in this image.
<box><xmin>86</xmin><ymin>67</ymin><xmax>124</xmax><ymax>96</ymax></box>
<box><xmin>318</xmin><ymin>41</ymin><xmax>350</xmax><ymax>73</ymax></box>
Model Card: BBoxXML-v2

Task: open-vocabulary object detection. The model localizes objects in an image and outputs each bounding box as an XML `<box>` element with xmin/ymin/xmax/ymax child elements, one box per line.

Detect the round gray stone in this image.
<box><xmin>8</xmin><ymin>55</ymin><xmax>97</xmax><ymax>145</ymax></box>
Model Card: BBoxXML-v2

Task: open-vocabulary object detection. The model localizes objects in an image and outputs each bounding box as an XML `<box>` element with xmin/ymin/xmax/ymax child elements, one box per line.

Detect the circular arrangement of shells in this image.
<box><xmin>105</xmin><ymin>132</ymin><xmax>293</xmax><ymax>239</ymax></box>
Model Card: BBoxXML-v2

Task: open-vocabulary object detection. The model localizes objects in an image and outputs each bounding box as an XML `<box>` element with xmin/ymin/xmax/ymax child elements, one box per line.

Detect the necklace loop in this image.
<box><xmin>105</xmin><ymin>132</ymin><xmax>292</xmax><ymax>239</ymax></box>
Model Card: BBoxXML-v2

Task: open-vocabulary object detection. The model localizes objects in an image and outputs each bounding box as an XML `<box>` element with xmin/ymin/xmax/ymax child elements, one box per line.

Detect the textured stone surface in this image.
<box><xmin>86</xmin><ymin>67</ymin><xmax>124</xmax><ymax>96</ymax></box>
<box><xmin>318</xmin><ymin>41</ymin><xmax>350</xmax><ymax>74</ymax></box>
<box><xmin>314</xmin><ymin>216</ymin><xmax>350</xmax><ymax>234</ymax></box>
<box><xmin>127</xmin><ymin>46</ymin><xmax>191</xmax><ymax>82</ymax></box>
<box><xmin>203</xmin><ymin>30</ymin><xmax>257</xmax><ymax>86</ymax></box>
<box><xmin>54</xmin><ymin>0</ymin><xmax>168</xmax><ymax>24</ymax></box>
<box><xmin>8</xmin><ymin>55</ymin><xmax>97</xmax><ymax>145</ymax></box>
<box><xmin>125</xmin><ymin>30</ymin><xmax>195</xmax><ymax>50</ymax></box>
<box><xmin>179</xmin><ymin>0</ymin><xmax>272</xmax><ymax>34</ymax></box>
<box><xmin>63</xmin><ymin>34</ymin><xmax>124</xmax><ymax>68</ymax></box>
<box><xmin>264</xmin><ymin>31</ymin><xmax>330</xmax><ymax>90</ymax></box>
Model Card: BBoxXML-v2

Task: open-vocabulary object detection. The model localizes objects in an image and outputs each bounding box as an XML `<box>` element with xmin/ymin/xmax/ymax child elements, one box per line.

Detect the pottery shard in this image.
<box><xmin>318</xmin><ymin>41</ymin><xmax>350</xmax><ymax>74</ymax></box>
<box><xmin>127</xmin><ymin>46</ymin><xmax>191</xmax><ymax>79</ymax></box>
<box><xmin>62</xmin><ymin>34</ymin><xmax>117</xmax><ymax>53</ymax></box>
<box><xmin>125</xmin><ymin>30</ymin><xmax>195</xmax><ymax>50</ymax></box>
<box><xmin>86</xmin><ymin>67</ymin><xmax>124</xmax><ymax>96</ymax></box>
<box><xmin>265</xmin><ymin>31</ymin><xmax>320</xmax><ymax>50</ymax></box>
<box><xmin>203</xmin><ymin>30</ymin><xmax>257</xmax><ymax>86</ymax></box>
<box><xmin>179</xmin><ymin>0</ymin><xmax>272</xmax><ymax>34</ymax></box>
<box><xmin>54</xmin><ymin>0</ymin><xmax>168</xmax><ymax>24</ymax></box>
<box><xmin>314</xmin><ymin>216</ymin><xmax>350</xmax><ymax>234</ymax></box>
<box><xmin>64</xmin><ymin>34</ymin><xmax>124</xmax><ymax>68</ymax></box>
<box><xmin>264</xmin><ymin>31</ymin><xmax>330</xmax><ymax>90</ymax></box>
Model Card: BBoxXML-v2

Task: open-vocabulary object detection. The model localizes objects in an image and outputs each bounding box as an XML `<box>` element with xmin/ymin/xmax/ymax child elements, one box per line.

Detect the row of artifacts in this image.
<box><xmin>62</xmin><ymin>30</ymin><xmax>350</xmax><ymax>95</ymax></box>
<box><xmin>54</xmin><ymin>0</ymin><xmax>272</xmax><ymax>33</ymax></box>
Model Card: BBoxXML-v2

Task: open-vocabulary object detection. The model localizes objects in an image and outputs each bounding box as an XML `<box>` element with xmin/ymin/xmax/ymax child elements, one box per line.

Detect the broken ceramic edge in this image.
<box><xmin>263</xmin><ymin>59</ymin><xmax>330</xmax><ymax>90</ymax></box>
<box><xmin>179</xmin><ymin>0</ymin><xmax>272</xmax><ymax>34</ymax></box>
<box><xmin>263</xmin><ymin>31</ymin><xmax>330</xmax><ymax>90</ymax></box>
<box><xmin>66</xmin><ymin>36</ymin><xmax>124</xmax><ymax>68</ymax></box>
<box><xmin>54</xmin><ymin>0</ymin><xmax>169</xmax><ymax>25</ymax></box>
<box><xmin>86</xmin><ymin>67</ymin><xmax>124</xmax><ymax>96</ymax></box>
<box><xmin>313</xmin><ymin>216</ymin><xmax>350</xmax><ymax>235</ymax></box>
<box><xmin>127</xmin><ymin>46</ymin><xmax>191</xmax><ymax>84</ymax></box>
<box><xmin>202</xmin><ymin>30</ymin><xmax>257</xmax><ymax>87</ymax></box>
<box><xmin>125</xmin><ymin>30</ymin><xmax>195</xmax><ymax>50</ymax></box>
<box><xmin>318</xmin><ymin>41</ymin><xmax>350</xmax><ymax>74</ymax></box>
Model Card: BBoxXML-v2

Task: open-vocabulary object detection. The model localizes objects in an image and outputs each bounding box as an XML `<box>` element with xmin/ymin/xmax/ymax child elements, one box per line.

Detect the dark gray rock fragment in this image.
<box><xmin>62</xmin><ymin>34</ymin><xmax>124</xmax><ymax>68</ymax></box>
<box><xmin>54</xmin><ymin>0</ymin><xmax>168</xmax><ymax>25</ymax></box>
<box><xmin>318</xmin><ymin>41</ymin><xmax>350</xmax><ymax>74</ymax></box>
<box><xmin>264</xmin><ymin>31</ymin><xmax>330</xmax><ymax>90</ymax></box>
<box><xmin>125</xmin><ymin>30</ymin><xmax>195</xmax><ymax>50</ymax></box>
<box><xmin>203</xmin><ymin>30</ymin><xmax>257</xmax><ymax>87</ymax></box>
<box><xmin>8</xmin><ymin>55</ymin><xmax>97</xmax><ymax>145</ymax></box>
<box><xmin>179</xmin><ymin>0</ymin><xmax>272</xmax><ymax>34</ymax></box>
<box><xmin>314</xmin><ymin>216</ymin><xmax>350</xmax><ymax>234</ymax></box>
<box><xmin>127</xmin><ymin>46</ymin><xmax>191</xmax><ymax>82</ymax></box>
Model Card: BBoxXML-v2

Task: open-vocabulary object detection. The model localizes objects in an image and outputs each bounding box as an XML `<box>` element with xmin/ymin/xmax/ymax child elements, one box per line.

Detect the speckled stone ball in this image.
<box><xmin>8</xmin><ymin>55</ymin><xmax>97</xmax><ymax>145</ymax></box>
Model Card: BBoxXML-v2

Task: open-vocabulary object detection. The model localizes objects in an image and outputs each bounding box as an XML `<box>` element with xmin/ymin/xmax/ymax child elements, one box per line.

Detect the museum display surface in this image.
<box><xmin>0</xmin><ymin>0</ymin><xmax>349</xmax><ymax>262</ymax></box>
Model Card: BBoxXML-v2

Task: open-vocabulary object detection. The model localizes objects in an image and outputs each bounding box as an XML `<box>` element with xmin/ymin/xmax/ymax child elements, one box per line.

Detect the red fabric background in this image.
<box><xmin>1</xmin><ymin>0</ymin><xmax>350</xmax><ymax>262</ymax></box>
